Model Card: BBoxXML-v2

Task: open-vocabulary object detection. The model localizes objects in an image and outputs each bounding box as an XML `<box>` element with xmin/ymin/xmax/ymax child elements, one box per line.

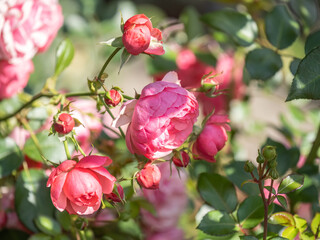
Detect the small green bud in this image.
<box><xmin>269</xmin><ymin>168</ymin><xmax>279</xmax><ymax>180</ymax></box>
<box><xmin>262</xmin><ymin>145</ymin><xmax>277</xmax><ymax>161</ymax></box>
<box><xmin>268</xmin><ymin>159</ymin><xmax>277</xmax><ymax>169</ymax></box>
<box><xmin>244</xmin><ymin>160</ymin><xmax>255</xmax><ymax>172</ymax></box>
<box><xmin>74</xmin><ymin>218</ymin><xmax>88</xmax><ymax>230</ymax></box>
<box><xmin>256</xmin><ymin>150</ymin><xmax>265</xmax><ymax>164</ymax></box>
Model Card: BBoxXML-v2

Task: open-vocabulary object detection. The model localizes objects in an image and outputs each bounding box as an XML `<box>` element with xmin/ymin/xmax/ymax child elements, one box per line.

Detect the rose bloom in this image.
<box><xmin>136</xmin><ymin>163</ymin><xmax>161</xmax><ymax>189</ymax></box>
<box><xmin>0</xmin><ymin>0</ymin><xmax>63</xmax><ymax>63</ymax></box>
<box><xmin>192</xmin><ymin>115</ymin><xmax>230</xmax><ymax>162</ymax></box>
<box><xmin>0</xmin><ymin>60</ymin><xmax>34</xmax><ymax>99</ymax></box>
<box><xmin>125</xmin><ymin>72</ymin><xmax>199</xmax><ymax>160</ymax></box>
<box><xmin>122</xmin><ymin>14</ymin><xmax>164</xmax><ymax>56</ymax></box>
<box><xmin>47</xmin><ymin>155</ymin><xmax>116</xmax><ymax>215</ymax></box>
<box><xmin>141</xmin><ymin>162</ymin><xmax>187</xmax><ymax>237</ymax></box>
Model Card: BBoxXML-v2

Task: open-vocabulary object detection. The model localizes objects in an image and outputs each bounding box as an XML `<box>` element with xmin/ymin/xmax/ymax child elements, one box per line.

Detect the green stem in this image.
<box><xmin>258</xmin><ymin>179</ymin><xmax>269</xmax><ymax>240</ymax></box>
<box><xmin>306</xmin><ymin>123</ymin><xmax>320</xmax><ymax>165</ymax></box>
<box><xmin>63</xmin><ymin>140</ymin><xmax>71</xmax><ymax>159</ymax></box>
<box><xmin>98</xmin><ymin>47</ymin><xmax>121</xmax><ymax>80</ymax></box>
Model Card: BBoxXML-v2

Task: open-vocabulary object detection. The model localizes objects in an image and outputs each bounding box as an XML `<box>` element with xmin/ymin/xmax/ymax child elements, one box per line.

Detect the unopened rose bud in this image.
<box><xmin>267</xmin><ymin>159</ymin><xmax>277</xmax><ymax>169</ymax></box>
<box><xmin>172</xmin><ymin>151</ymin><xmax>190</xmax><ymax>167</ymax></box>
<box><xmin>136</xmin><ymin>163</ymin><xmax>161</xmax><ymax>189</ymax></box>
<box><xmin>53</xmin><ymin>113</ymin><xmax>75</xmax><ymax>134</ymax></box>
<box><xmin>105</xmin><ymin>184</ymin><xmax>124</xmax><ymax>203</ymax></box>
<box><xmin>104</xmin><ymin>89</ymin><xmax>122</xmax><ymax>107</ymax></box>
<box><xmin>244</xmin><ymin>160</ymin><xmax>255</xmax><ymax>172</ymax></box>
<box><xmin>256</xmin><ymin>150</ymin><xmax>265</xmax><ymax>164</ymax></box>
<box><xmin>269</xmin><ymin>168</ymin><xmax>279</xmax><ymax>180</ymax></box>
<box><xmin>262</xmin><ymin>146</ymin><xmax>277</xmax><ymax>161</ymax></box>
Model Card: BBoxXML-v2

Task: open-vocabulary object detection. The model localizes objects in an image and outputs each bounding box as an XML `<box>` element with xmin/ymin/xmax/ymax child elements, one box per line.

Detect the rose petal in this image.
<box><xmin>50</xmin><ymin>172</ymin><xmax>68</xmax><ymax>211</ymax></box>
<box><xmin>70</xmin><ymin>201</ymin><xmax>101</xmax><ymax>215</ymax></box>
<box><xmin>76</xmin><ymin>155</ymin><xmax>112</xmax><ymax>168</ymax></box>
<box><xmin>91</xmin><ymin>167</ymin><xmax>116</xmax><ymax>194</ymax></box>
<box><xmin>112</xmin><ymin>99</ymin><xmax>137</xmax><ymax>128</ymax></box>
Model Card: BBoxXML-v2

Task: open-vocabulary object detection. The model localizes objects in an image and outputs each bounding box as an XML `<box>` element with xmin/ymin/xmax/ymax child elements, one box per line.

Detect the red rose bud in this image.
<box><xmin>136</xmin><ymin>163</ymin><xmax>161</xmax><ymax>189</ymax></box>
<box><xmin>201</xmin><ymin>72</ymin><xmax>220</xmax><ymax>97</ymax></box>
<box><xmin>172</xmin><ymin>151</ymin><xmax>190</xmax><ymax>167</ymax></box>
<box><xmin>104</xmin><ymin>89</ymin><xmax>122</xmax><ymax>107</ymax></box>
<box><xmin>53</xmin><ymin>113</ymin><xmax>75</xmax><ymax>134</ymax></box>
<box><xmin>122</xmin><ymin>14</ymin><xmax>164</xmax><ymax>56</ymax></box>
<box><xmin>105</xmin><ymin>184</ymin><xmax>124</xmax><ymax>203</ymax></box>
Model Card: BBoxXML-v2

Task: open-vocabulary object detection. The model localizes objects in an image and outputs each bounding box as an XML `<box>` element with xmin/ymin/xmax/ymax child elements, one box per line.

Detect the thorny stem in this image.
<box><xmin>97</xmin><ymin>47</ymin><xmax>121</xmax><ymax>80</ymax></box>
<box><xmin>306</xmin><ymin>122</ymin><xmax>320</xmax><ymax>165</ymax></box>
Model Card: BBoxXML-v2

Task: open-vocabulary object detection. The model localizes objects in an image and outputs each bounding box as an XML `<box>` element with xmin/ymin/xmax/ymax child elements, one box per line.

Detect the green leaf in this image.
<box><xmin>34</xmin><ymin>215</ymin><xmax>62</xmax><ymax>236</ymax></box>
<box><xmin>55</xmin><ymin>210</ymin><xmax>72</xmax><ymax>231</ymax></box>
<box><xmin>245</xmin><ymin>48</ymin><xmax>282</xmax><ymax>81</ymax></box>
<box><xmin>289</xmin><ymin>0</ymin><xmax>318</xmax><ymax>27</ymax></box>
<box><xmin>197</xmin><ymin>210</ymin><xmax>237</xmax><ymax>236</ymax></box>
<box><xmin>300</xmin><ymin>231</ymin><xmax>315</xmax><ymax>240</ymax></box>
<box><xmin>276</xmin><ymin>195</ymin><xmax>288</xmax><ymax>209</ymax></box>
<box><xmin>54</xmin><ymin>39</ymin><xmax>74</xmax><ymax>77</ymax></box>
<box><xmin>289</xmin><ymin>58</ymin><xmax>301</xmax><ymax>76</ymax></box>
<box><xmin>278</xmin><ymin>174</ymin><xmax>304</xmax><ymax>194</ymax></box>
<box><xmin>28</xmin><ymin>233</ymin><xmax>52</xmax><ymax>240</ymax></box>
<box><xmin>197</xmin><ymin>173</ymin><xmax>237</xmax><ymax>213</ymax></box>
<box><xmin>15</xmin><ymin>169</ymin><xmax>54</xmax><ymax>232</ymax></box>
<box><xmin>281</xmin><ymin>226</ymin><xmax>299</xmax><ymax>239</ymax></box>
<box><xmin>180</xmin><ymin>6</ymin><xmax>205</xmax><ymax>41</ymax></box>
<box><xmin>293</xmin><ymin>214</ymin><xmax>307</xmax><ymax>232</ymax></box>
<box><xmin>201</xmin><ymin>9</ymin><xmax>258</xmax><ymax>46</ymax></box>
<box><xmin>311</xmin><ymin>212</ymin><xmax>320</xmax><ymax>235</ymax></box>
<box><xmin>269</xmin><ymin>237</ymin><xmax>289</xmax><ymax>240</ymax></box>
<box><xmin>100</xmin><ymin>37</ymin><xmax>124</xmax><ymax>48</ymax></box>
<box><xmin>265</xmin><ymin>186</ymin><xmax>276</xmax><ymax>195</ymax></box>
<box><xmin>269</xmin><ymin>212</ymin><xmax>295</xmax><ymax>226</ymax></box>
<box><xmin>238</xmin><ymin>195</ymin><xmax>264</xmax><ymax>229</ymax></box>
<box><xmin>286</xmin><ymin>47</ymin><xmax>320</xmax><ymax>101</ymax></box>
<box><xmin>265</xmin><ymin>5</ymin><xmax>300</xmax><ymax>49</ymax></box>
<box><xmin>119</xmin><ymin>48</ymin><xmax>131</xmax><ymax>74</ymax></box>
<box><xmin>240</xmin><ymin>236</ymin><xmax>258</xmax><ymax>240</ymax></box>
<box><xmin>23</xmin><ymin>131</ymin><xmax>74</xmax><ymax>164</ymax></box>
<box><xmin>305</xmin><ymin>30</ymin><xmax>320</xmax><ymax>54</ymax></box>
<box><xmin>0</xmin><ymin>229</ymin><xmax>29</xmax><ymax>240</ymax></box>
<box><xmin>0</xmin><ymin>137</ymin><xmax>23</xmax><ymax>178</ymax></box>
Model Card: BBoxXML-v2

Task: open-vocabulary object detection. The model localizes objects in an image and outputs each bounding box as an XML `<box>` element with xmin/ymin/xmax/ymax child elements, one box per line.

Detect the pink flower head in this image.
<box><xmin>124</xmin><ymin>72</ymin><xmax>199</xmax><ymax>160</ymax></box>
<box><xmin>46</xmin><ymin>155</ymin><xmax>116</xmax><ymax>215</ymax></box>
<box><xmin>172</xmin><ymin>151</ymin><xmax>190</xmax><ymax>167</ymax></box>
<box><xmin>53</xmin><ymin>113</ymin><xmax>75</xmax><ymax>135</ymax></box>
<box><xmin>136</xmin><ymin>163</ymin><xmax>161</xmax><ymax>189</ymax></box>
<box><xmin>193</xmin><ymin>115</ymin><xmax>230</xmax><ymax>162</ymax></box>
<box><xmin>0</xmin><ymin>60</ymin><xmax>34</xmax><ymax>99</ymax></box>
<box><xmin>0</xmin><ymin>0</ymin><xmax>63</xmax><ymax>63</ymax></box>
<box><xmin>122</xmin><ymin>14</ymin><xmax>164</xmax><ymax>56</ymax></box>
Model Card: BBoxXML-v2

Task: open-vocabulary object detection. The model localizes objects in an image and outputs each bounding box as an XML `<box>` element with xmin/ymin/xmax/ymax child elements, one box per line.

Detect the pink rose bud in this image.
<box><xmin>172</xmin><ymin>151</ymin><xmax>190</xmax><ymax>167</ymax></box>
<box><xmin>192</xmin><ymin>115</ymin><xmax>231</xmax><ymax>162</ymax></box>
<box><xmin>105</xmin><ymin>184</ymin><xmax>124</xmax><ymax>203</ymax></box>
<box><xmin>122</xmin><ymin>14</ymin><xmax>164</xmax><ymax>56</ymax></box>
<box><xmin>201</xmin><ymin>72</ymin><xmax>220</xmax><ymax>94</ymax></box>
<box><xmin>0</xmin><ymin>0</ymin><xmax>63</xmax><ymax>63</ymax></box>
<box><xmin>104</xmin><ymin>89</ymin><xmax>122</xmax><ymax>107</ymax></box>
<box><xmin>125</xmin><ymin>72</ymin><xmax>199</xmax><ymax>160</ymax></box>
<box><xmin>53</xmin><ymin>113</ymin><xmax>75</xmax><ymax>134</ymax></box>
<box><xmin>136</xmin><ymin>163</ymin><xmax>161</xmax><ymax>189</ymax></box>
<box><xmin>0</xmin><ymin>60</ymin><xmax>34</xmax><ymax>100</ymax></box>
<box><xmin>46</xmin><ymin>155</ymin><xmax>116</xmax><ymax>215</ymax></box>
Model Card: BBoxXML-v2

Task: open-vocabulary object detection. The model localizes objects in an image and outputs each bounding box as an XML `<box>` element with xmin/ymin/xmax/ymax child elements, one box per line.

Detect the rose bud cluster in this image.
<box><xmin>53</xmin><ymin>113</ymin><xmax>75</xmax><ymax>135</ymax></box>
<box><xmin>105</xmin><ymin>184</ymin><xmax>125</xmax><ymax>203</ymax></box>
<box><xmin>172</xmin><ymin>151</ymin><xmax>190</xmax><ymax>168</ymax></box>
<box><xmin>104</xmin><ymin>89</ymin><xmax>123</xmax><ymax>107</ymax></box>
<box><xmin>124</xmin><ymin>72</ymin><xmax>199</xmax><ymax>160</ymax></box>
<box><xmin>47</xmin><ymin>155</ymin><xmax>116</xmax><ymax>215</ymax></box>
<box><xmin>122</xmin><ymin>14</ymin><xmax>164</xmax><ymax>56</ymax></box>
<box><xmin>136</xmin><ymin>163</ymin><xmax>161</xmax><ymax>189</ymax></box>
<box><xmin>192</xmin><ymin>115</ymin><xmax>230</xmax><ymax>162</ymax></box>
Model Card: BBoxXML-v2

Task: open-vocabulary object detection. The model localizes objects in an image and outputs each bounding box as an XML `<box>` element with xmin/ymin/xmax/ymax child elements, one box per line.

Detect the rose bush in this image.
<box><xmin>47</xmin><ymin>155</ymin><xmax>116</xmax><ymax>215</ymax></box>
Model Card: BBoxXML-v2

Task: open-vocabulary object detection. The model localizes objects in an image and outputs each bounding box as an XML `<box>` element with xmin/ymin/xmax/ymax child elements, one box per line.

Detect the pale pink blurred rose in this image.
<box><xmin>9</xmin><ymin>127</ymin><xmax>30</xmax><ymax>149</ymax></box>
<box><xmin>263</xmin><ymin>179</ymin><xmax>287</xmax><ymax>206</ymax></box>
<box><xmin>71</xmin><ymin>98</ymin><xmax>103</xmax><ymax>154</ymax></box>
<box><xmin>296</xmin><ymin>203</ymin><xmax>312</xmax><ymax>223</ymax></box>
<box><xmin>200</xmin><ymin>53</ymin><xmax>245</xmax><ymax>115</ymax></box>
<box><xmin>91</xmin><ymin>208</ymin><xmax>117</xmax><ymax>227</ymax></box>
<box><xmin>146</xmin><ymin>227</ymin><xmax>184</xmax><ymax>240</ymax></box>
<box><xmin>192</xmin><ymin>115</ymin><xmax>230</xmax><ymax>162</ymax></box>
<box><xmin>297</xmin><ymin>155</ymin><xmax>306</xmax><ymax>169</ymax></box>
<box><xmin>141</xmin><ymin>162</ymin><xmax>187</xmax><ymax>235</ymax></box>
<box><xmin>0</xmin><ymin>60</ymin><xmax>34</xmax><ymax>99</ymax></box>
<box><xmin>103</xmin><ymin>106</ymin><xmax>128</xmax><ymax>139</ymax></box>
<box><xmin>0</xmin><ymin>0</ymin><xmax>63</xmax><ymax>63</ymax></box>
<box><xmin>125</xmin><ymin>72</ymin><xmax>199</xmax><ymax>160</ymax></box>
<box><xmin>46</xmin><ymin>155</ymin><xmax>116</xmax><ymax>215</ymax></box>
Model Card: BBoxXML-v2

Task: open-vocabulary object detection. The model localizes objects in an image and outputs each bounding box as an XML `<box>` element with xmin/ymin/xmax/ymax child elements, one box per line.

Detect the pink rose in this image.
<box><xmin>0</xmin><ymin>60</ymin><xmax>34</xmax><ymax>99</ymax></box>
<box><xmin>141</xmin><ymin>162</ymin><xmax>187</xmax><ymax>235</ymax></box>
<box><xmin>122</xmin><ymin>14</ymin><xmax>164</xmax><ymax>56</ymax></box>
<box><xmin>53</xmin><ymin>113</ymin><xmax>75</xmax><ymax>135</ymax></box>
<box><xmin>136</xmin><ymin>163</ymin><xmax>161</xmax><ymax>189</ymax></box>
<box><xmin>125</xmin><ymin>72</ymin><xmax>199</xmax><ymax>159</ymax></box>
<box><xmin>146</xmin><ymin>227</ymin><xmax>184</xmax><ymax>240</ymax></box>
<box><xmin>192</xmin><ymin>115</ymin><xmax>230</xmax><ymax>162</ymax></box>
<box><xmin>47</xmin><ymin>155</ymin><xmax>116</xmax><ymax>215</ymax></box>
<box><xmin>104</xmin><ymin>89</ymin><xmax>122</xmax><ymax>107</ymax></box>
<box><xmin>0</xmin><ymin>0</ymin><xmax>63</xmax><ymax>63</ymax></box>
